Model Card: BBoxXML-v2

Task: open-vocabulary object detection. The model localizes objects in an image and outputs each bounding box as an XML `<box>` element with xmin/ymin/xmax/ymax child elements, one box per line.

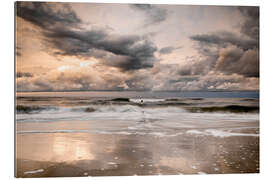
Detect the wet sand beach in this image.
<box><xmin>16</xmin><ymin>130</ymin><xmax>259</xmax><ymax>177</ymax></box>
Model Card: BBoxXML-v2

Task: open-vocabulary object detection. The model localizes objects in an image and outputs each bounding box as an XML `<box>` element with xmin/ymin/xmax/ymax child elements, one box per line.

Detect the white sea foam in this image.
<box><xmin>17</xmin><ymin>127</ymin><xmax>257</xmax><ymax>138</ymax></box>
<box><xmin>186</xmin><ymin>130</ymin><xmax>202</xmax><ymax>135</ymax></box>
<box><xmin>17</xmin><ymin>129</ymin><xmax>185</xmax><ymax>138</ymax></box>
<box><xmin>186</xmin><ymin>129</ymin><xmax>259</xmax><ymax>138</ymax></box>
<box><xmin>24</xmin><ymin>169</ymin><xmax>44</xmax><ymax>175</ymax></box>
<box><xmin>130</xmin><ymin>98</ymin><xmax>165</xmax><ymax>103</ymax></box>
<box><xmin>107</xmin><ymin>162</ymin><xmax>117</xmax><ymax>165</ymax></box>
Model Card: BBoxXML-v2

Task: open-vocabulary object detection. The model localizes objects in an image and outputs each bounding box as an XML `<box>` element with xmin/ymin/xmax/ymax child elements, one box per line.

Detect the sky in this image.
<box><xmin>15</xmin><ymin>2</ymin><xmax>259</xmax><ymax>92</ymax></box>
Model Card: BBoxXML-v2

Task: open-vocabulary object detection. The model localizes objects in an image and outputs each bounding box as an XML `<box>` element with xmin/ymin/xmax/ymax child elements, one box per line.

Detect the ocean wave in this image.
<box><xmin>16</xmin><ymin>105</ymin><xmax>54</xmax><ymax>113</ymax></box>
<box><xmin>111</xmin><ymin>98</ymin><xmax>130</xmax><ymax>102</ymax></box>
<box><xmin>16</xmin><ymin>103</ymin><xmax>189</xmax><ymax>115</ymax></box>
<box><xmin>16</xmin><ymin>103</ymin><xmax>259</xmax><ymax>116</ymax></box>
<box><xmin>185</xmin><ymin>105</ymin><xmax>259</xmax><ymax>113</ymax></box>
<box><xmin>79</xmin><ymin>98</ymin><xmax>191</xmax><ymax>106</ymax></box>
<box><xmin>240</xmin><ymin>98</ymin><xmax>259</xmax><ymax>102</ymax></box>
<box><xmin>165</xmin><ymin>98</ymin><xmax>204</xmax><ymax>101</ymax></box>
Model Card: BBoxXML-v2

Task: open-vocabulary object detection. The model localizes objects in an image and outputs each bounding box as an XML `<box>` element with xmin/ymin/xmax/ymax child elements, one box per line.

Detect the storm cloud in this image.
<box><xmin>238</xmin><ymin>6</ymin><xmax>259</xmax><ymax>40</ymax></box>
<box><xmin>16</xmin><ymin>2</ymin><xmax>81</xmax><ymax>29</ymax></box>
<box><xmin>216</xmin><ymin>46</ymin><xmax>259</xmax><ymax>77</ymax></box>
<box><xmin>189</xmin><ymin>6</ymin><xmax>259</xmax><ymax>78</ymax></box>
<box><xmin>130</xmin><ymin>4</ymin><xmax>168</xmax><ymax>26</ymax></box>
<box><xmin>190</xmin><ymin>31</ymin><xmax>258</xmax><ymax>50</ymax></box>
<box><xmin>45</xmin><ymin>28</ymin><xmax>158</xmax><ymax>71</ymax></box>
<box><xmin>16</xmin><ymin>3</ymin><xmax>259</xmax><ymax>92</ymax></box>
<box><xmin>16</xmin><ymin>2</ymin><xmax>158</xmax><ymax>72</ymax></box>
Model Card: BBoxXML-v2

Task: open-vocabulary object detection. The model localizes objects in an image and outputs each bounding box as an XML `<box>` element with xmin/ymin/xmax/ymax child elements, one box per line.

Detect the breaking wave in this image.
<box><xmin>16</xmin><ymin>105</ymin><xmax>56</xmax><ymax>114</ymax></box>
<box><xmin>186</xmin><ymin>105</ymin><xmax>259</xmax><ymax>113</ymax></box>
<box><xmin>16</xmin><ymin>103</ymin><xmax>259</xmax><ymax>115</ymax></box>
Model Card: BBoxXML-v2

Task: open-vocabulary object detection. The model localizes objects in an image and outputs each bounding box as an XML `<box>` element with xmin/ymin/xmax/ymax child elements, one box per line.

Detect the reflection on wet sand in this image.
<box><xmin>52</xmin><ymin>136</ymin><xmax>94</xmax><ymax>162</ymax></box>
<box><xmin>16</xmin><ymin>130</ymin><xmax>259</xmax><ymax>177</ymax></box>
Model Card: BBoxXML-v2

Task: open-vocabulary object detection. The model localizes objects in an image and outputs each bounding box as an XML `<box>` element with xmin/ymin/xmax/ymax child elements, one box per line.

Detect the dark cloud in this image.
<box><xmin>159</xmin><ymin>46</ymin><xmax>182</xmax><ymax>54</ymax></box>
<box><xmin>16</xmin><ymin>2</ymin><xmax>158</xmax><ymax>71</ymax></box>
<box><xmin>130</xmin><ymin>4</ymin><xmax>168</xmax><ymax>26</ymax></box>
<box><xmin>190</xmin><ymin>31</ymin><xmax>258</xmax><ymax>50</ymax></box>
<box><xmin>44</xmin><ymin>28</ymin><xmax>109</xmax><ymax>57</ymax></box>
<box><xmin>189</xmin><ymin>7</ymin><xmax>259</xmax><ymax>78</ymax></box>
<box><xmin>45</xmin><ymin>28</ymin><xmax>157</xmax><ymax>71</ymax></box>
<box><xmin>16</xmin><ymin>72</ymin><xmax>33</xmax><ymax>78</ymax></box>
<box><xmin>216</xmin><ymin>46</ymin><xmax>259</xmax><ymax>77</ymax></box>
<box><xmin>238</xmin><ymin>6</ymin><xmax>259</xmax><ymax>40</ymax></box>
<box><xmin>190</xmin><ymin>32</ymin><xmax>259</xmax><ymax>77</ymax></box>
<box><xmin>190</xmin><ymin>6</ymin><xmax>259</xmax><ymax>49</ymax></box>
<box><xmin>16</xmin><ymin>2</ymin><xmax>81</xmax><ymax>30</ymax></box>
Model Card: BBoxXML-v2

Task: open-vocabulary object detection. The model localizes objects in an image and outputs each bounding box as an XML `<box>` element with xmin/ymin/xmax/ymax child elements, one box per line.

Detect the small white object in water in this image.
<box><xmin>107</xmin><ymin>162</ymin><xmax>117</xmax><ymax>165</ymax></box>
<box><xmin>132</xmin><ymin>150</ymin><xmax>136</xmax><ymax>152</ymax></box>
<box><xmin>191</xmin><ymin>165</ymin><xmax>197</xmax><ymax>169</ymax></box>
<box><xmin>148</xmin><ymin>164</ymin><xmax>153</xmax><ymax>167</ymax></box>
<box><xmin>214</xmin><ymin>168</ymin><xmax>219</xmax><ymax>171</ymax></box>
<box><xmin>84</xmin><ymin>172</ymin><xmax>88</xmax><ymax>176</ymax></box>
<box><xmin>24</xmin><ymin>169</ymin><xmax>44</xmax><ymax>175</ymax></box>
<box><xmin>114</xmin><ymin>157</ymin><xmax>118</xmax><ymax>160</ymax></box>
<box><xmin>140</xmin><ymin>164</ymin><xmax>144</xmax><ymax>167</ymax></box>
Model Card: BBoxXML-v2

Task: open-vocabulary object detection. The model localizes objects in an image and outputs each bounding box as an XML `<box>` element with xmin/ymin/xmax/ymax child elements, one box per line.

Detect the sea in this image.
<box><xmin>16</xmin><ymin>91</ymin><xmax>259</xmax><ymax>138</ymax></box>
